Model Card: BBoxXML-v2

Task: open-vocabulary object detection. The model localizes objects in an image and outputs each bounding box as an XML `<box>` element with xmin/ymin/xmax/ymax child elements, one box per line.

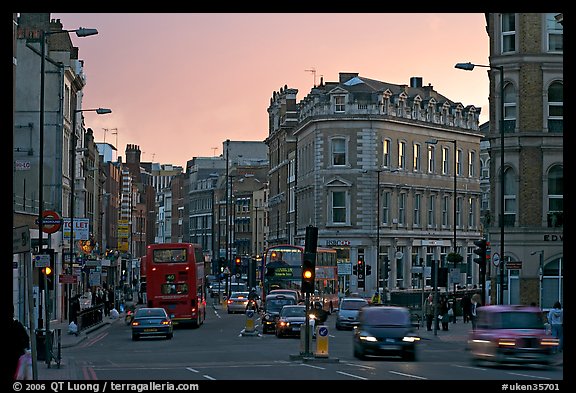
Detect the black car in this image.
<box><xmin>353</xmin><ymin>306</ymin><xmax>420</xmax><ymax>361</ymax></box>
<box><xmin>261</xmin><ymin>294</ymin><xmax>297</xmax><ymax>334</ymax></box>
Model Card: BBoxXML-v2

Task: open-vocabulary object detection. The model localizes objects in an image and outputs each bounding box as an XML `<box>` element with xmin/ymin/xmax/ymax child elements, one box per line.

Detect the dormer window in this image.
<box><xmin>335</xmin><ymin>95</ymin><xmax>345</xmax><ymax>113</ymax></box>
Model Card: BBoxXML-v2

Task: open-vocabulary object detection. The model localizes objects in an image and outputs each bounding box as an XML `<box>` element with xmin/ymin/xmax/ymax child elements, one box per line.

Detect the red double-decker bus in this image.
<box><xmin>146</xmin><ymin>243</ymin><xmax>206</xmax><ymax>327</ymax></box>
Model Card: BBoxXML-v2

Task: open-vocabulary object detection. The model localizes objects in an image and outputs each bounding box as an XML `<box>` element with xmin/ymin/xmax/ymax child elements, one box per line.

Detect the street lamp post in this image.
<box><xmin>376</xmin><ymin>169</ymin><xmax>381</xmax><ymax>295</ymax></box>
<box><xmin>455</xmin><ymin>62</ymin><xmax>505</xmax><ymax>304</ymax></box>
<box><xmin>426</xmin><ymin>138</ymin><xmax>458</xmax><ymax>293</ymax></box>
<box><xmin>37</xmin><ymin>27</ymin><xmax>98</xmax><ymax>329</ymax></box>
<box><xmin>531</xmin><ymin>250</ymin><xmax>544</xmax><ymax>308</ymax></box>
<box><xmin>69</xmin><ymin>107</ymin><xmax>111</xmax><ymax>322</ymax></box>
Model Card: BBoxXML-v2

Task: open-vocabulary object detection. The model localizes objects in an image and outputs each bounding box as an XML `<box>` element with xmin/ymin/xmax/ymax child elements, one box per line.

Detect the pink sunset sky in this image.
<box><xmin>53</xmin><ymin>13</ymin><xmax>490</xmax><ymax>168</ymax></box>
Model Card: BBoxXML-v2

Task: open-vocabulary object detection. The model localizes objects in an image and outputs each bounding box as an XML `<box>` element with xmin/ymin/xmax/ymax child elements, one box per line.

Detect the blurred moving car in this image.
<box><xmin>353</xmin><ymin>306</ymin><xmax>420</xmax><ymax>361</ymax></box>
<box><xmin>336</xmin><ymin>297</ymin><xmax>369</xmax><ymax>330</ymax></box>
<box><xmin>467</xmin><ymin>305</ymin><xmax>559</xmax><ymax>366</ymax></box>
<box><xmin>275</xmin><ymin>304</ymin><xmax>315</xmax><ymax>338</ymax></box>
<box><xmin>261</xmin><ymin>294</ymin><xmax>297</xmax><ymax>334</ymax></box>
<box><xmin>208</xmin><ymin>280</ymin><xmax>226</xmax><ymax>298</ymax></box>
<box><xmin>131</xmin><ymin>307</ymin><xmax>173</xmax><ymax>341</ymax></box>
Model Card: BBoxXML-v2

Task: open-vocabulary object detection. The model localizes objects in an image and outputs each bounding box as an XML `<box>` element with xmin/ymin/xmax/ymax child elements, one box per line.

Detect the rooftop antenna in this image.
<box><xmin>102</xmin><ymin>127</ymin><xmax>117</xmax><ymax>144</ymax></box>
<box><xmin>211</xmin><ymin>147</ymin><xmax>218</xmax><ymax>157</ymax></box>
<box><xmin>111</xmin><ymin>128</ymin><xmax>119</xmax><ymax>161</ymax></box>
<box><xmin>305</xmin><ymin>67</ymin><xmax>317</xmax><ymax>87</ymax></box>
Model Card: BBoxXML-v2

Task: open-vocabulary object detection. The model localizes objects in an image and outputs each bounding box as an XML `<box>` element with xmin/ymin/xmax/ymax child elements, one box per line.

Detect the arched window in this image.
<box><xmin>503</xmin><ymin>82</ymin><xmax>516</xmax><ymax>133</ymax></box>
<box><xmin>547</xmin><ymin>81</ymin><xmax>563</xmax><ymax>132</ymax></box>
<box><xmin>503</xmin><ymin>167</ymin><xmax>516</xmax><ymax>226</ymax></box>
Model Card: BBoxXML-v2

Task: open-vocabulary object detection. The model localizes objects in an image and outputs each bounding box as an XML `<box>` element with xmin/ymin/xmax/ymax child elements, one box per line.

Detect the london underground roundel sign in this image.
<box><xmin>40</xmin><ymin>210</ymin><xmax>62</xmax><ymax>234</ymax></box>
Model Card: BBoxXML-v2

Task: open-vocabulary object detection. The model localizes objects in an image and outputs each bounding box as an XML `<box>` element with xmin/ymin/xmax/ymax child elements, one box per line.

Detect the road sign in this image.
<box><xmin>492</xmin><ymin>252</ymin><xmax>500</xmax><ymax>267</ymax></box>
<box><xmin>34</xmin><ymin>254</ymin><xmax>50</xmax><ymax>268</ymax></box>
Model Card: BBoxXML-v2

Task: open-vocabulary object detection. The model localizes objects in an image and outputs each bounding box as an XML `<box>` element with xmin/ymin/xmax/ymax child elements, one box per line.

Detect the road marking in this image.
<box><xmin>389</xmin><ymin>370</ymin><xmax>427</xmax><ymax>379</ymax></box>
<box><xmin>336</xmin><ymin>371</ymin><xmax>367</xmax><ymax>380</ymax></box>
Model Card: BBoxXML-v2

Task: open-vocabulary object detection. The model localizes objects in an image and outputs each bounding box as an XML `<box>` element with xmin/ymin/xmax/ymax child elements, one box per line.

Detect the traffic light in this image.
<box><xmin>301</xmin><ymin>253</ymin><xmax>316</xmax><ymax>293</ymax></box>
<box><xmin>474</xmin><ymin>239</ymin><xmax>487</xmax><ymax>273</ymax></box>
<box><xmin>357</xmin><ymin>257</ymin><xmax>365</xmax><ymax>289</ymax></box>
<box><xmin>383</xmin><ymin>256</ymin><xmax>391</xmax><ymax>280</ymax></box>
<box><xmin>41</xmin><ymin>249</ymin><xmax>55</xmax><ymax>290</ymax></box>
<box><xmin>234</xmin><ymin>256</ymin><xmax>241</xmax><ymax>274</ymax></box>
<box><xmin>366</xmin><ymin>264</ymin><xmax>372</xmax><ymax>276</ymax></box>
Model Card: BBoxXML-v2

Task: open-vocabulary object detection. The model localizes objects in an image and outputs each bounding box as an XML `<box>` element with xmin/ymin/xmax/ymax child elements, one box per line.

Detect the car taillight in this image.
<box><xmin>541</xmin><ymin>337</ymin><xmax>559</xmax><ymax>347</ymax></box>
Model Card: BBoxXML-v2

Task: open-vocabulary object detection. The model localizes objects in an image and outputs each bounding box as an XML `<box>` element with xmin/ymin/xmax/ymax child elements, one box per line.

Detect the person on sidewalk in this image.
<box><xmin>424</xmin><ymin>294</ymin><xmax>435</xmax><ymax>331</ymax></box>
<box><xmin>470</xmin><ymin>293</ymin><xmax>481</xmax><ymax>330</ymax></box>
<box><xmin>439</xmin><ymin>296</ymin><xmax>450</xmax><ymax>331</ymax></box>
<box><xmin>461</xmin><ymin>293</ymin><xmax>472</xmax><ymax>323</ymax></box>
<box><xmin>547</xmin><ymin>301</ymin><xmax>563</xmax><ymax>352</ymax></box>
<box><xmin>371</xmin><ymin>291</ymin><xmax>381</xmax><ymax>305</ymax></box>
<box><xmin>8</xmin><ymin>304</ymin><xmax>30</xmax><ymax>380</ymax></box>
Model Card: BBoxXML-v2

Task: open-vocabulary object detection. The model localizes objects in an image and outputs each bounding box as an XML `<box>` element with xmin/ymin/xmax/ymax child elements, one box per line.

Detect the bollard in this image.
<box><xmin>314</xmin><ymin>325</ymin><xmax>329</xmax><ymax>357</ymax></box>
<box><xmin>242</xmin><ymin>308</ymin><xmax>258</xmax><ymax>336</ymax></box>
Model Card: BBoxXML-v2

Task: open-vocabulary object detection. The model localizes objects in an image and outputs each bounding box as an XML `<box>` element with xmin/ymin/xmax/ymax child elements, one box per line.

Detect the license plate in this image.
<box><xmin>381</xmin><ymin>345</ymin><xmax>400</xmax><ymax>350</ymax></box>
<box><xmin>293</xmin><ymin>327</ymin><xmax>301</xmax><ymax>331</ymax></box>
<box><xmin>144</xmin><ymin>328</ymin><xmax>157</xmax><ymax>332</ymax></box>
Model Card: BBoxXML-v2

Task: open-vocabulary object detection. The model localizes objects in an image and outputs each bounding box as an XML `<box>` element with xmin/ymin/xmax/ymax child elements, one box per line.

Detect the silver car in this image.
<box><xmin>227</xmin><ymin>291</ymin><xmax>252</xmax><ymax>314</ymax></box>
<box><xmin>336</xmin><ymin>297</ymin><xmax>369</xmax><ymax>330</ymax></box>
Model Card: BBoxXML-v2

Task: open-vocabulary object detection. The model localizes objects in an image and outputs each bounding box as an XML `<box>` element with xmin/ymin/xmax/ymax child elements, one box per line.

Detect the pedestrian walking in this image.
<box><xmin>424</xmin><ymin>294</ymin><xmax>435</xmax><ymax>331</ymax></box>
<box><xmin>439</xmin><ymin>296</ymin><xmax>450</xmax><ymax>331</ymax></box>
<box><xmin>470</xmin><ymin>293</ymin><xmax>481</xmax><ymax>330</ymax></box>
<box><xmin>461</xmin><ymin>293</ymin><xmax>472</xmax><ymax>323</ymax></box>
<box><xmin>547</xmin><ymin>301</ymin><xmax>563</xmax><ymax>352</ymax></box>
<box><xmin>8</xmin><ymin>304</ymin><xmax>30</xmax><ymax>381</ymax></box>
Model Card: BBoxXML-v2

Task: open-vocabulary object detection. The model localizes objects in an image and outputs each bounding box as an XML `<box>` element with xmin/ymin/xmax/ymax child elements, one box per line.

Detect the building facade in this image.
<box><xmin>484</xmin><ymin>13</ymin><xmax>563</xmax><ymax>308</ymax></box>
<box><xmin>266</xmin><ymin>73</ymin><xmax>484</xmax><ymax>297</ymax></box>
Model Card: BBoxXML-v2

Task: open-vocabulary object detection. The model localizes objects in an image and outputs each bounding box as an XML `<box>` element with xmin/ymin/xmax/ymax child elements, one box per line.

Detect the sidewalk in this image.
<box><xmin>35</xmin><ymin>308</ymin><xmax>126</xmax><ymax>380</ymax></box>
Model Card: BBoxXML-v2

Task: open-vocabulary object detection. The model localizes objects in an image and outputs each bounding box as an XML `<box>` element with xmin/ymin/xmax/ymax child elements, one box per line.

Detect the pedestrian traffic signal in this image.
<box><xmin>474</xmin><ymin>239</ymin><xmax>487</xmax><ymax>272</ymax></box>
<box><xmin>301</xmin><ymin>253</ymin><xmax>316</xmax><ymax>293</ymax></box>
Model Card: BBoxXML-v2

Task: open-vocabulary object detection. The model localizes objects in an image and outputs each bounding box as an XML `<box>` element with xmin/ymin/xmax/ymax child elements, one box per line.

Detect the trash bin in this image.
<box><xmin>35</xmin><ymin>329</ymin><xmax>53</xmax><ymax>361</ymax></box>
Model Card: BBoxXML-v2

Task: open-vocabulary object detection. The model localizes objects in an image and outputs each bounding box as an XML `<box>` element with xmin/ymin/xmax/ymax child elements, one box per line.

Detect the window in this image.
<box><xmin>456</xmin><ymin>149</ymin><xmax>462</xmax><ymax>176</ymax></box>
<box><xmin>501</xmin><ymin>13</ymin><xmax>516</xmax><ymax>53</ymax></box>
<box><xmin>398</xmin><ymin>193</ymin><xmax>406</xmax><ymax>225</ymax></box>
<box><xmin>428</xmin><ymin>195</ymin><xmax>436</xmax><ymax>227</ymax></box>
<box><xmin>547</xmin><ymin>165</ymin><xmax>563</xmax><ymax>228</ymax></box>
<box><xmin>442</xmin><ymin>196</ymin><xmax>449</xmax><ymax>227</ymax></box>
<box><xmin>330</xmin><ymin>191</ymin><xmax>347</xmax><ymax>224</ymax></box>
<box><xmin>503</xmin><ymin>82</ymin><xmax>516</xmax><ymax>133</ymax></box>
<box><xmin>331</xmin><ymin>138</ymin><xmax>347</xmax><ymax>166</ymax></box>
<box><xmin>413</xmin><ymin>143</ymin><xmax>421</xmax><ymax>172</ymax></box>
<box><xmin>383</xmin><ymin>139</ymin><xmax>391</xmax><ymax>167</ymax></box>
<box><xmin>398</xmin><ymin>141</ymin><xmax>406</xmax><ymax>169</ymax></box>
<box><xmin>413</xmin><ymin>194</ymin><xmax>421</xmax><ymax>226</ymax></box>
<box><xmin>456</xmin><ymin>196</ymin><xmax>462</xmax><ymax>228</ymax></box>
<box><xmin>546</xmin><ymin>13</ymin><xmax>563</xmax><ymax>52</ymax></box>
<box><xmin>468</xmin><ymin>151</ymin><xmax>476</xmax><ymax>177</ymax></box>
<box><xmin>468</xmin><ymin>197</ymin><xmax>476</xmax><ymax>228</ymax></box>
<box><xmin>503</xmin><ymin>167</ymin><xmax>516</xmax><ymax>226</ymax></box>
<box><xmin>427</xmin><ymin>145</ymin><xmax>435</xmax><ymax>173</ymax></box>
<box><xmin>547</xmin><ymin>81</ymin><xmax>563</xmax><ymax>133</ymax></box>
<box><xmin>334</xmin><ymin>95</ymin><xmax>345</xmax><ymax>113</ymax></box>
<box><xmin>382</xmin><ymin>191</ymin><xmax>391</xmax><ymax>225</ymax></box>
<box><xmin>442</xmin><ymin>146</ymin><xmax>449</xmax><ymax>175</ymax></box>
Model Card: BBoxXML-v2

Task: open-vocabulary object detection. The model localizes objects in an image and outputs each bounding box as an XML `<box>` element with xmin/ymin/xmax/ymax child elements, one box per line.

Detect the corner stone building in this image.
<box><xmin>265</xmin><ymin>73</ymin><xmax>484</xmax><ymax>297</ymax></box>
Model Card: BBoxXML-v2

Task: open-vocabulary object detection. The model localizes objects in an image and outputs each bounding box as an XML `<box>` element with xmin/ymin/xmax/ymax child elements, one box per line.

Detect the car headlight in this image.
<box><xmin>358</xmin><ymin>331</ymin><xmax>377</xmax><ymax>342</ymax></box>
<box><xmin>402</xmin><ymin>335</ymin><xmax>420</xmax><ymax>343</ymax></box>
